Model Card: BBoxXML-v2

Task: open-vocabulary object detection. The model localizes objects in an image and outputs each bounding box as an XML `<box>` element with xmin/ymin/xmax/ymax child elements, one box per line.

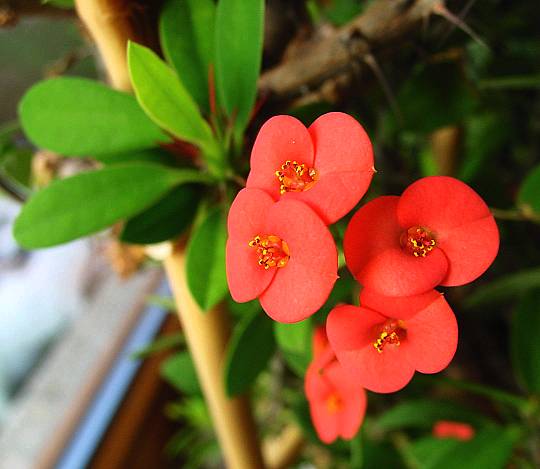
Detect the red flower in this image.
<box><xmin>326</xmin><ymin>289</ymin><xmax>458</xmax><ymax>393</ymax></box>
<box><xmin>226</xmin><ymin>188</ymin><xmax>338</xmax><ymax>323</ymax></box>
<box><xmin>433</xmin><ymin>421</ymin><xmax>475</xmax><ymax>441</ymax></box>
<box><xmin>305</xmin><ymin>326</ymin><xmax>367</xmax><ymax>443</ymax></box>
<box><xmin>344</xmin><ymin>176</ymin><xmax>499</xmax><ymax>296</ymax></box>
<box><xmin>246</xmin><ymin>112</ymin><xmax>374</xmax><ymax>225</ymax></box>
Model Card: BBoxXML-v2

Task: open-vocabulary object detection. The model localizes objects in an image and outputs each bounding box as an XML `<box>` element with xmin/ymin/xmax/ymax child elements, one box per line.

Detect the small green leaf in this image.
<box><xmin>224</xmin><ymin>309</ymin><xmax>275</xmax><ymax>396</ymax></box>
<box><xmin>19</xmin><ymin>77</ymin><xmax>167</xmax><ymax>156</ymax></box>
<box><xmin>160</xmin><ymin>0</ymin><xmax>216</xmax><ymax>112</ymax></box>
<box><xmin>121</xmin><ymin>184</ymin><xmax>200</xmax><ymax>244</ymax></box>
<box><xmin>14</xmin><ymin>164</ymin><xmax>209</xmax><ymax>249</ymax></box>
<box><xmin>128</xmin><ymin>41</ymin><xmax>215</xmax><ymax>150</ymax></box>
<box><xmin>464</xmin><ymin>267</ymin><xmax>540</xmax><ymax>309</ymax></box>
<box><xmin>42</xmin><ymin>0</ymin><xmax>74</xmax><ymax>9</ymax></box>
<box><xmin>479</xmin><ymin>74</ymin><xmax>540</xmax><ymax>90</ymax></box>
<box><xmin>518</xmin><ymin>164</ymin><xmax>540</xmax><ymax>214</ymax></box>
<box><xmin>274</xmin><ymin>319</ymin><xmax>313</xmax><ymax>376</ymax></box>
<box><xmin>160</xmin><ymin>351</ymin><xmax>201</xmax><ymax>395</ymax></box>
<box><xmin>215</xmin><ymin>0</ymin><xmax>264</xmax><ymax>135</ymax></box>
<box><xmin>511</xmin><ymin>290</ymin><xmax>540</xmax><ymax>392</ymax></box>
<box><xmin>185</xmin><ymin>207</ymin><xmax>228</xmax><ymax>310</ymax></box>
<box><xmin>376</xmin><ymin>399</ymin><xmax>489</xmax><ymax>432</ymax></box>
<box><xmin>132</xmin><ymin>333</ymin><xmax>184</xmax><ymax>358</ymax></box>
<box><xmin>410</xmin><ymin>426</ymin><xmax>519</xmax><ymax>469</ymax></box>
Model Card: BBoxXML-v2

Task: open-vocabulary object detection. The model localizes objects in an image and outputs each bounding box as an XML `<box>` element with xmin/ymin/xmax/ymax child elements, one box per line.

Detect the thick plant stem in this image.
<box><xmin>164</xmin><ymin>247</ymin><xmax>265</xmax><ymax>469</ymax></box>
<box><xmin>75</xmin><ymin>1</ymin><xmax>265</xmax><ymax>467</ymax></box>
<box><xmin>75</xmin><ymin>0</ymin><xmax>140</xmax><ymax>90</ymax></box>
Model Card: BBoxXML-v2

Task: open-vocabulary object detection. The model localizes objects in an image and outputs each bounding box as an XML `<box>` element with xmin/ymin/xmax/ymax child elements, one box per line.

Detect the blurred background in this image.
<box><xmin>0</xmin><ymin>0</ymin><xmax>539</xmax><ymax>468</ymax></box>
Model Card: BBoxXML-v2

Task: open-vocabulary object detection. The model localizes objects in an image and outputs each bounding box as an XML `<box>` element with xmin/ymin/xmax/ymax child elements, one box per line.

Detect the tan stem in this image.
<box><xmin>263</xmin><ymin>425</ymin><xmax>305</xmax><ymax>469</ymax></box>
<box><xmin>430</xmin><ymin>125</ymin><xmax>461</xmax><ymax>176</ymax></box>
<box><xmin>164</xmin><ymin>248</ymin><xmax>265</xmax><ymax>469</ymax></box>
<box><xmin>75</xmin><ymin>0</ymin><xmax>137</xmax><ymax>90</ymax></box>
<box><xmin>75</xmin><ymin>1</ymin><xmax>265</xmax><ymax>467</ymax></box>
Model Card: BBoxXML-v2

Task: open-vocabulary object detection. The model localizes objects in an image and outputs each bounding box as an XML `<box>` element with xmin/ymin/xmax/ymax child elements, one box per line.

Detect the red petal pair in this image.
<box><xmin>326</xmin><ymin>290</ymin><xmax>458</xmax><ymax>393</ymax></box>
<box><xmin>305</xmin><ymin>327</ymin><xmax>367</xmax><ymax>443</ymax></box>
<box><xmin>344</xmin><ymin>176</ymin><xmax>499</xmax><ymax>297</ymax></box>
<box><xmin>246</xmin><ymin>112</ymin><xmax>374</xmax><ymax>225</ymax></box>
<box><xmin>226</xmin><ymin>188</ymin><xmax>338</xmax><ymax>323</ymax></box>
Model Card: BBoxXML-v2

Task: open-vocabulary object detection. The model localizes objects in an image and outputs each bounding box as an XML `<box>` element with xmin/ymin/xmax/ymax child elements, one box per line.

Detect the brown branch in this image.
<box><xmin>259</xmin><ymin>0</ymin><xmax>440</xmax><ymax>103</ymax></box>
<box><xmin>0</xmin><ymin>0</ymin><xmax>75</xmax><ymax>26</ymax></box>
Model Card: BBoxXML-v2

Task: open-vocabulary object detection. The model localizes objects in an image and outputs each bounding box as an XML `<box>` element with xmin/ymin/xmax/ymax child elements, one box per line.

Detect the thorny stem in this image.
<box><xmin>491</xmin><ymin>207</ymin><xmax>540</xmax><ymax>224</ymax></box>
<box><xmin>391</xmin><ymin>432</ymin><xmax>420</xmax><ymax>469</ymax></box>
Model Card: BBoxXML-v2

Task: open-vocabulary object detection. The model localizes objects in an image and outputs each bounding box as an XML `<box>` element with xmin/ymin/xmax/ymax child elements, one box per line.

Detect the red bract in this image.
<box><xmin>246</xmin><ymin>112</ymin><xmax>374</xmax><ymax>225</ymax></box>
<box><xmin>433</xmin><ymin>421</ymin><xmax>475</xmax><ymax>441</ymax></box>
<box><xmin>344</xmin><ymin>176</ymin><xmax>499</xmax><ymax>296</ymax></box>
<box><xmin>305</xmin><ymin>327</ymin><xmax>367</xmax><ymax>443</ymax></box>
<box><xmin>326</xmin><ymin>290</ymin><xmax>458</xmax><ymax>393</ymax></box>
<box><xmin>226</xmin><ymin>188</ymin><xmax>338</xmax><ymax>323</ymax></box>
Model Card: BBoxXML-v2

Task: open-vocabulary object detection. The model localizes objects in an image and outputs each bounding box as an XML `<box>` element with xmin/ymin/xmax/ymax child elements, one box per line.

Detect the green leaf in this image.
<box><xmin>479</xmin><ymin>74</ymin><xmax>540</xmax><ymax>90</ymax></box>
<box><xmin>464</xmin><ymin>267</ymin><xmax>540</xmax><ymax>309</ymax></box>
<box><xmin>160</xmin><ymin>351</ymin><xmax>201</xmax><ymax>395</ymax></box>
<box><xmin>19</xmin><ymin>77</ymin><xmax>167</xmax><ymax>156</ymax></box>
<box><xmin>376</xmin><ymin>399</ymin><xmax>490</xmax><ymax>433</ymax></box>
<box><xmin>132</xmin><ymin>333</ymin><xmax>184</xmax><ymax>358</ymax></box>
<box><xmin>398</xmin><ymin>62</ymin><xmax>477</xmax><ymax>134</ymax></box>
<box><xmin>511</xmin><ymin>290</ymin><xmax>540</xmax><ymax>392</ymax></box>
<box><xmin>159</xmin><ymin>0</ymin><xmax>216</xmax><ymax>112</ymax></box>
<box><xmin>410</xmin><ymin>426</ymin><xmax>519</xmax><ymax>469</ymax></box>
<box><xmin>127</xmin><ymin>41</ymin><xmax>215</xmax><ymax>151</ymax></box>
<box><xmin>42</xmin><ymin>0</ymin><xmax>74</xmax><ymax>9</ymax></box>
<box><xmin>215</xmin><ymin>0</ymin><xmax>264</xmax><ymax>135</ymax></box>
<box><xmin>185</xmin><ymin>207</ymin><xmax>228</xmax><ymax>310</ymax></box>
<box><xmin>14</xmin><ymin>164</ymin><xmax>209</xmax><ymax>249</ymax></box>
<box><xmin>94</xmin><ymin>148</ymin><xmax>173</xmax><ymax>166</ymax></box>
<box><xmin>120</xmin><ymin>184</ymin><xmax>200</xmax><ymax>244</ymax></box>
<box><xmin>224</xmin><ymin>309</ymin><xmax>275</xmax><ymax>396</ymax></box>
<box><xmin>274</xmin><ymin>319</ymin><xmax>313</xmax><ymax>376</ymax></box>
<box><xmin>518</xmin><ymin>164</ymin><xmax>540</xmax><ymax>214</ymax></box>
<box><xmin>459</xmin><ymin>113</ymin><xmax>510</xmax><ymax>183</ymax></box>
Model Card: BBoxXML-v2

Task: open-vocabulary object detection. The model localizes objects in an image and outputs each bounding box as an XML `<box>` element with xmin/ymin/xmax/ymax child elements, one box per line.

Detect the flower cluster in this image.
<box><xmin>226</xmin><ymin>112</ymin><xmax>499</xmax><ymax>443</ymax></box>
<box><xmin>226</xmin><ymin>112</ymin><xmax>374</xmax><ymax>322</ymax></box>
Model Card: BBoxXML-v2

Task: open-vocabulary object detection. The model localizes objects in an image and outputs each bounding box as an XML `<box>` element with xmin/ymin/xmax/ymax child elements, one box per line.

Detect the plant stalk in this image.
<box><xmin>75</xmin><ymin>1</ymin><xmax>265</xmax><ymax>467</ymax></box>
<box><xmin>164</xmin><ymin>248</ymin><xmax>265</xmax><ymax>469</ymax></box>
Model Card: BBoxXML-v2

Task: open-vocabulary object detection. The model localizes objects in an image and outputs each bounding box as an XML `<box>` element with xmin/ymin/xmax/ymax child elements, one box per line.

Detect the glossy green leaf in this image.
<box><xmin>464</xmin><ymin>267</ymin><xmax>540</xmax><ymax>309</ymax></box>
<box><xmin>224</xmin><ymin>309</ymin><xmax>275</xmax><ymax>396</ymax></box>
<box><xmin>274</xmin><ymin>319</ymin><xmax>313</xmax><ymax>376</ymax></box>
<box><xmin>161</xmin><ymin>351</ymin><xmax>201</xmax><ymax>395</ymax></box>
<box><xmin>160</xmin><ymin>0</ymin><xmax>215</xmax><ymax>112</ymax></box>
<box><xmin>410</xmin><ymin>426</ymin><xmax>519</xmax><ymax>469</ymax></box>
<box><xmin>19</xmin><ymin>77</ymin><xmax>167</xmax><ymax>156</ymax></box>
<box><xmin>511</xmin><ymin>290</ymin><xmax>540</xmax><ymax>392</ymax></box>
<box><xmin>128</xmin><ymin>41</ymin><xmax>214</xmax><ymax>150</ymax></box>
<box><xmin>376</xmin><ymin>399</ymin><xmax>489</xmax><ymax>432</ymax></box>
<box><xmin>215</xmin><ymin>0</ymin><xmax>264</xmax><ymax>135</ymax></box>
<box><xmin>14</xmin><ymin>164</ymin><xmax>209</xmax><ymax>249</ymax></box>
<box><xmin>518</xmin><ymin>164</ymin><xmax>540</xmax><ymax>214</ymax></box>
<box><xmin>120</xmin><ymin>184</ymin><xmax>200</xmax><ymax>244</ymax></box>
<box><xmin>185</xmin><ymin>207</ymin><xmax>228</xmax><ymax>310</ymax></box>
